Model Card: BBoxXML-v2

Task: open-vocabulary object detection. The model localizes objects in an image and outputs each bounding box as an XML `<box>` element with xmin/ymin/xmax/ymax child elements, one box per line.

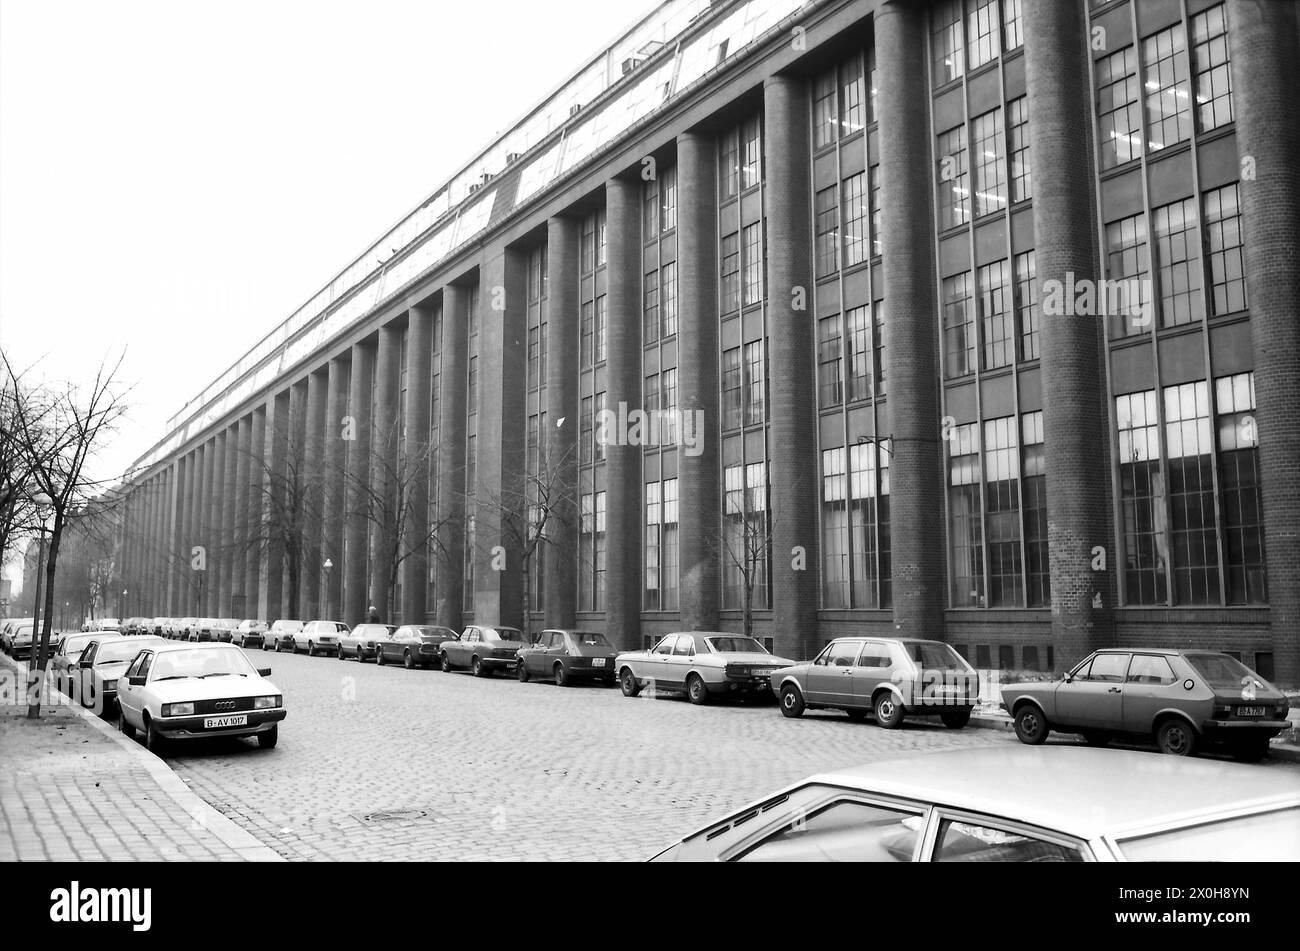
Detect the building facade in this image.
<box><xmin>116</xmin><ymin>0</ymin><xmax>1300</xmax><ymax>683</ymax></box>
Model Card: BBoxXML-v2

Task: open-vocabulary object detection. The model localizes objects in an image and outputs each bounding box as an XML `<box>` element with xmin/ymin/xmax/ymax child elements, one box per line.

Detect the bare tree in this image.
<box><xmin>0</xmin><ymin>362</ymin><xmax>40</xmax><ymax>580</ymax></box>
<box><xmin>718</xmin><ymin>486</ymin><xmax>774</xmax><ymax>642</ymax></box>
<box><xmin>5</xmin><ymin>353</ymin><xmax>129</xmax><ymax>718</ymax></box>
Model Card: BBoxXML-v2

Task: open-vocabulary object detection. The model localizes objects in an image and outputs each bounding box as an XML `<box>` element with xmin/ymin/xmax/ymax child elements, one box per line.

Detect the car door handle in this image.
<box><xmin>1108</xmin><ymin>687</ymin><xmax>1122</xmax><ymax>693</ymax></box>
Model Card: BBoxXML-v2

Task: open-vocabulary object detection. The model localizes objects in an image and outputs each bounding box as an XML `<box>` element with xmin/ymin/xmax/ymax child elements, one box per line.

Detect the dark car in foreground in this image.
<box><xmin>377</xmin><ymin>625</ymin><xmax>456</xmax><ymax>669</ymax></box>
<box><xmin>771</xmin><ymin>637</ymin><xmax>979</xmax><ymax>729</ymax></box>
<box><xmin>1003</xmin><ymin>649</ymin><xmax>1289</xmax><ymax>761</ymax></box>
<box><xmin>516</xmin><ymin>629</ymin><xmax>619</xmax><ymax>686</ymax></box>
<box><xmin>440</xmin><ymin>625</ymin><xmax>525</xmax><ymax>676</ymax></box>
<box><xmin>650</xmin><ymin>747</ymin><xmax>1300</xmax><ymax>862</ymax></box>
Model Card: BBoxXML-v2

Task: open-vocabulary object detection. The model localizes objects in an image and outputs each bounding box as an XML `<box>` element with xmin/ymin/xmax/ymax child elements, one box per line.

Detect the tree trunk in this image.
<box><xmin>521</xmin><ymin>552</ymin><xmax>532</xmax><ymax>645</ymax></box>
<box><xmin>27</xmin><ymin>511</ymin><xmax>63</xmax><ymax>718</ymax></box>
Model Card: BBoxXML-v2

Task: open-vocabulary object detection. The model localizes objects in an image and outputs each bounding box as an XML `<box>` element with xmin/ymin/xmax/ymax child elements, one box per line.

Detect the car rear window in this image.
<box><xmin>1184</xmin><ymin>652</ymin><xmax>1266</xmax><ymax>689</ymax></box>
<box><xmin>906</xmin><ymin>642</ymin><xmax>968</xmax><ymax>671</ymax></box>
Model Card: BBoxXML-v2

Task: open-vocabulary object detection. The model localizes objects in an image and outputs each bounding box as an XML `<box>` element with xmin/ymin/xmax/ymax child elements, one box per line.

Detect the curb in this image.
<box><xmin>2</xmin><ymin>651</ymin><xmax>283</xmax><ymax>862</ymax></box>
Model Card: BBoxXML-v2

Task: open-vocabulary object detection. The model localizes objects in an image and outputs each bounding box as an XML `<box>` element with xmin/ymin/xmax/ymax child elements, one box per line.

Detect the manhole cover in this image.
<box><xmin>361</xmin><ymin>808</ymin><xmax>428</xmax><ymax>823</ymax></box>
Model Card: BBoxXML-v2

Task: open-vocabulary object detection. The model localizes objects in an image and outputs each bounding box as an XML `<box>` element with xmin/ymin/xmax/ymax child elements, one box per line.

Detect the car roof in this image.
<box><xmin>1093</xmin><ymin>647</ymin><xmax>1184</xmax><ymax>656</ymax></box>
<box><xmin>147</xmin><ymin>641</ymin><xmax>245</xmax><ymax>654</ymax></box>
<box><xmin>805</xmin><ymin>748</ymin><xmax>1300</xmax><ymax>839</ymax></box>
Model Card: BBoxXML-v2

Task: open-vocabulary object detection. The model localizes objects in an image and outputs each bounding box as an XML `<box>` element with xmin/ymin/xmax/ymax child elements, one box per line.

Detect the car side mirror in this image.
<box><xmin>258</xmin><ymin>667</ymin><xmax>271</xmax><ymax>677</ymax></box>
<box><xmin>127</xmin><ymin>676</ymin><xmax>146</xmax><ymax>687</ymax></box>
<box><xmin>1062</xmin><ymin>673</ymin><xmax>1073</xmax><ymax>683</ymax></box>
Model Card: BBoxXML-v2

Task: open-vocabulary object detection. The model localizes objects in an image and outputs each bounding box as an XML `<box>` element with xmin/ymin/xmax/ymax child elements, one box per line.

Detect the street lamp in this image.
<box><xmin>122</xmin><ymin>588</ymin><xmax>129</xmax><ymax>619</ymax></box>
<box><xmin>323</xmin><ymin>559</ymin><xmax>333</xmax><ymax>617</ymax></box>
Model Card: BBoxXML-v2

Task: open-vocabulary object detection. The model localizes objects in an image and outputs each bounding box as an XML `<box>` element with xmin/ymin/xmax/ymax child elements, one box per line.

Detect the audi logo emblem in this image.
<box><xmin>215</xmin><ymin>701</ymin><xmax>237</xmax><ymax>711</ymax></box>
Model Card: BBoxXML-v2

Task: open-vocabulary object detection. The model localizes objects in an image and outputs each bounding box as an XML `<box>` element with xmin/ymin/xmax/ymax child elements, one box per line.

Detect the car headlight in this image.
<box><xmin>254</xmin><ymin>695</ymin><xmax>281</xmax><ymax>709</ymax></box>
<box><xmin>163</xmin><ymin>702</ymin><xmax>194</xmax><ymax>717</ymax></box>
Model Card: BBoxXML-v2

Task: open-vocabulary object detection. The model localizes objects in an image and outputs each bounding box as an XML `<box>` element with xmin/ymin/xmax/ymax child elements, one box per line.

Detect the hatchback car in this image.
<box><xmin>377</xmin><ymin>625</ymin><xmax>456</xmax><ymax>669</ymax></box>
<box><xmin>339</xmin><ymin>623</ymin><xmax>395</xmax><ymax>662</ymax></box>
<box><xmin>616</xmin><ymin>632</ymin><xmax>795</xmax><ymax>705</ymax></box>
<box><xmin>52</xmin><ymin>632</ymin><xmax>121</xmax><ymax>696</ymax></box>
<box><xmin>75</xmin><ymin>636</ymin><xmax>169</xmax><ymax>715</ymax></box>
<box><xmin>650</xmin><ymin>747</ymin><xmax>1300</xmax><ymax>862</ymax></box>
<box><xmin>440</xmin><ymin>626</ymin><xmax>526</xmax><ymax>676</ymax></box>
<box><xmin>772</xmin><ymin>637</ymin><xmax>979</xmax><ymax>729</ymax></box>
<box><xmin>517</xmin><ymin>629</ymin><xmax>619</xmax><ymax>686</ymax></box>
<box><xmin>293</xmin><ymin>620</ymin><xmax>347</xmax><ymax>656</ymax></box>
<box><xmin>1003</xmin><ymin>649</ymin><xmax>1290</xmax><ymax>761</ymax></box>
<box><xmin>116</xmin><ymin>642</ymin><xmax>286</xmax><ymax>752</ymax></box>
<box><xmin>232</xmin><ymin>620</ymin><xmax>267</xmax><ymax>649</ymax></box>
<box><xmin>268</xmin><ymin>619</ymin><xmax>304</xmax><ymax>652</ymax></box>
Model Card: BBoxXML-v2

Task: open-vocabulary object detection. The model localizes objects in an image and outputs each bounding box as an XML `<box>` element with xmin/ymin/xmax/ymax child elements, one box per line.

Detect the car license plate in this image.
<box><xmin>1236</xmin><ymin>706</ymin><xmax>1266</xmax><ymax>718</ymax></box>
<box><xmin>592</xmin><ymin>658</ymin><xmax>606</xmax><ymax>667</ymax></box>
<box><xmin>204</xmin><ymin>714</ymin><xmax>248</xmax><ymax>729</ymax></box>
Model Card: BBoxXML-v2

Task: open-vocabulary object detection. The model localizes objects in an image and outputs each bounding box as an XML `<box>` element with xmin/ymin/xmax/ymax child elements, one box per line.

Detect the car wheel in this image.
<box><xmin>619</xmin><ymin>667</ymin><xmax>640</xmax><ymax>697</ymax></box>
<box><xmin>686</xmin><ymin>673</ymin><xmax>709</xmax><ymax>706</ymax></box>
<box><xmin>941</xmin><ymin>709</ymin><xmax>972</xmax><ymax>729</ymax></box>
<box><xmin>517</xmin><ymin>662</ymin><xmax>530</xmax><ymax>683</ymax></box>
<box><xmin>441</xmin><ymin>652</ymin><xmax>452</xmax><ymax>673</ymax></box>
<box><xmin>779</xmin><ymin>684</ymin><xmax>805</xmax><ymax>718</ymax></box>
<box><xmin>873</xmin><ymin>692</ymin><xmax>904</xmax><ymax>729</ymax></box>
<box><xmin>554</xmin><ymin>663</ymin><xmax>569</xmax><ymax>687</ymax></box>
<box><xmin>257</xmin><ymin>725</ymin><xmax>279</xmax><ymax>749</ymax></box>
<box><xmin>405</xmin><ymin>651</ymin><xmax>417</xmax><ymax>671</ymax></box>
<box><xmin>1231</xmin><ymin>737</ymin><xmax>1270</xmax><ymax>763</ymax></box>
<box><xmin>308</xmin><ymin>641</ymin><xmax>317</xmax><ymax>657</ymax></box>
<box><xmin>1079</xmin><ymin>730</ymin><xmax>1111</xmax><ymax>747</ymax></box>
<box><xmin>471</xmin><ymin>656</ymin><xmax>487</xmax><ymax>678</ymax></box>
<box><xmin>1155</xmin><ymin>718</ymin><xmax>1197</xmax><ymax>757</ymax></box>
<box><xmin>1013</xmin><ymin>705</ymin><xmax>1049</xmax><ymax>745</ymax></box>
<box><xmin>118</xmin><ymin>709</ymin><xmax>136</xmax><ymax>740</ymax></box>
<box><xmin>375</xmin><ymin>648</ymin><xmax>385</xmax><ymax>666</ymax></box>
<box><xmin>144</xmin><ymin>718</ymin><xmax>166</xmax><ymax>754</ymax></box>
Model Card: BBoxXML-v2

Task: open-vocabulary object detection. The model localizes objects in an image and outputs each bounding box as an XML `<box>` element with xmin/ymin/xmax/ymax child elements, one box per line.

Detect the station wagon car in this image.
<box><xmin>1003</xmin><ymin>648</ymin><xmax>1290</xmax><ymax>761</ymax></box>
<box><xmin>377</xmin><ymin>625</ymin><xmax>456</xmax><ymax>669</ymax></box>
<box><xmin>267</xmin><ymin>619</ymin><xmax>304</xmax><ymax>651</ymax></box>
<box><xmin>650</xmin><ymin>747</ymin><xmax>1300</xmax><ymax>862</ymax></box>
<box><xmin>440</xmin><ymin>625</ymin><xmax>525</xmax><ymax>677</ymax></box>
<box><xmin>340</xmin><ymin>623</ymin><xmax>396</xmax><ymax>662</ymax></box>
<box><xmin>616</xmin><ymin>632</ymin><xmax>795</xmax><ymax>705</ymax></box>
<box><xmin>294</xmin><ymin>620</ymin><xmax>347</xmax><ymax>656</ymax></box>
<box><xmin>516</xmin><ymin>629</ymin><xmax>619</xmax><ymax>686</ymax></box>
<box><xmin>116</xmin><ymin>642</ymin><xmax>286</xmax><ymax>752</ymax></box>
<box><xmin>771</xmin><ymin>637</ymin><xmax>979</xmax><ymax>729</ymax></box>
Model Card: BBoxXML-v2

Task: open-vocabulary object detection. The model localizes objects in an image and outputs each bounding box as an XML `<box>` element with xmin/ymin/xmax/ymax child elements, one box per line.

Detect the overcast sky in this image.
<box><xmin>0</xmin><ymin>0</ymin><xmax>644</xmax><ymax>586</ymax></box>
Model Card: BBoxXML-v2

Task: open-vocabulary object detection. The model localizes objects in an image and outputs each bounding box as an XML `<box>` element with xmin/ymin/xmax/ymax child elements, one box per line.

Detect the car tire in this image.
<box><xmin>941</xmin><ymin>709</ymin><xmax>972</xmax><ymax>729</ymax></box>
<box><xmin>1013</xmin><ymin>705</ymin><xmax>1049</xmax><ymax>745</ymax></box>
<box><xmin>441</xmin><ymin>652</ymin><xmax>452</xmax><ymax>673</ymax></box>
<box><xmin>779</xmin><ymin>684</ymin><xmax>805</xmax><ymax>718</ymax></box>
<box><xmin>471</xmin><ymin>656</ymin><xmax>487</xmax><ymax>678</ymax></box>
<box><xmin>686</xmin><ymin>673</ymin><xmax>709</xmax><ymax>706</ymax></box>
<box><xmin>873</xmin><ymin>692</ymin><xmax>905</xmax><ymax>729</ymax></box>
<box><xmin>1079</xmin><ymin>730</ymin><xmax>1111</xmax><ymax>747</ymax></box>
<box><xmin>257</xmin><ymin>725</ymin><xmax>279</xmax><ymax>750</ymax></box>
<box><xmin>144</xmin><ymin>718</ymin><xmax>166</xmax><ymax>755</ymax></box>
<box><xmin>517</xmin><ymin>662</ymin><xmax>530</xmax><ymax>683</ymax></box>
<box><xmin>118</xmin><ymin>709</ymin><xmax>136</xmax><ymax>740</ymax></box>
<box><xmin>1231</xmin><ymin>738</ymin><xmax>1270</xmax><ymax>763</ymax></box>
<box><xmin>554</xmin><ymin>663</ymin><xmax>569</xmax><ymax>687</ymax></box>
<box><xmin>619</xmin><ymin>667</ymin><xmax>640</xmax><ymax>697</ymax></box>
<box><xmin>1155</xmin><ymin>718</ymin><xmax>1197</xmax><ymax>757</ymax></box>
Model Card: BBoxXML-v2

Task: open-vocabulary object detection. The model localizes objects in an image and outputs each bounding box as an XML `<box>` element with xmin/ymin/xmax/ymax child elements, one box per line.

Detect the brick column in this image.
<box><xmin>765</xmin><ymin>74</ymin><xmax>821</xmax><ymax>659</ymax></box>
<box><xmin>178</xmin><ymin>452</ymin><xmax>194</xmax><ymax>613</ymax></box>
<box><xmin>473</xmin><ymin>249</ymin><xmax>528</xmax><ymax>628</ymax></box>
<box><xmin>1024</xmin><ymin>0</ymin><xmax>1113</xmax><ymax>668</ymax></box>
<box><xmin>303</xmin><ymin>367</ymin><xmax>328</xmax><ymax>619</ymax></box>
<box><xmin>876</xmin><ymin>1</ymin><xmax>946</xmax><ymax>640</ymax></box>
<box><xmin>402</xmin><ymin>304</ymin><xmax>434</xmax><ymax>623</ymax></box>
<box><xmin>246</xmin><ymin>406</ymin><xmax>265</xmax><ymax>618</ymax></box>
<box><xmin>323</xmin><ymin>357</ymin><xmax>348</xmax><ymax>619</ymax></box>
<box><xmin>232</xmin><ymin>415</ymin><xmax>250</xmax><ymax>618</ymax></box>
<box><xmin>345</xmin><ymin>343</ymin><xmax>374</xmax><ymax>627</ymax></box>
<box><xmin>190</xmin><ymin>447</ymin><xmax>205</xmax><ymax>615</ymax></box>
<box><xmin>202</xmin><ymin>437</ymin><xmax>220</xmax><ymax>615</ymax></box>
<box><xmin>370</xmin><ymin>323</ymin><xmax>402</xmax><ymax>621</ymax></box>
<box><xmin>676</xmin><ymin>130</ymin><xmax>721</xmax><ymax>630</ymax></box>
<box><xmin>434</xmin><ymin>284</ymin><xmax>470</xmax><ymax>630</ymax></box>
<box><xmin>1229</xmin><ymin>0</ymin><xmax>1300</xmax><ymax>685</ymax></box>
<box><xmin>219</xmin><ymin>424</ymin><xmax>238</xmax><ymax>615</ymax></box>
<box><xmin>545</xmin><ymin>217</ymin><xmax>581</xmax><ymax>629</ymax></box>
<box><xmin>262</xmin><ymin>393</ymin><xmax>287</xmax><ymax>621</ymax></box>
<box><xmin>605</xmin><ymin>176</ymin><xmax>644</xmax><ymax>651</ymax></box>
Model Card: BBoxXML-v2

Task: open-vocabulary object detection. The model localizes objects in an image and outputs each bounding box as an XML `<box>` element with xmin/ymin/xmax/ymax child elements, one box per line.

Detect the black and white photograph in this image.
<box><xmin>1</xmin><ymin>0</ymin><xmax>1297</xmax><ymax>930</ymax></box>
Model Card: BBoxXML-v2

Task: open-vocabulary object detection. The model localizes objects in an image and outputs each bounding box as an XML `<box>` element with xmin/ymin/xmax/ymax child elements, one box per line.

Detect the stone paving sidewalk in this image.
<box><xmin>0</xmin><ymin>655</ymin><xmax>280</xmax><ymax>862</ymax></box>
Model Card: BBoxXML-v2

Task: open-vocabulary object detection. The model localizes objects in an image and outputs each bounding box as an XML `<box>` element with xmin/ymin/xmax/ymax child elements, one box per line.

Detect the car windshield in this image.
<box><xmin>415</xmin><ymin>627</ymin><xmax>449</xmax><ymax>638</ymax></box>
<box><xmin>1184</xmin><ymin>652</ymin><xmax>1266</xmax><ymax>689</ymax></box>
<box><xmin>95</xmin><ymin>640</ymin><xmax>162</xmax><ymax>664</ymax></box>
<box><xmin>490</xmin><ymin>628</ymin><xmax>523</xmax><ymax>641</ymax></box>
<box><xmin>706</xmin><ymin>636</ymin><xmax>767</xmax><ymax>654</ymax></box>
<box><xmin>62</xmin><ymin>635</ymin><xmax>96</xmax><ymax>653</ymax></box>
<box><xmin>907</xmin><ymin>642</ymin><xmax>969</xmax><ymax>671</ymax></box>
<box><xmin>1117</xmin><ymin>807</ymin><xmax>1300</xmax><ymax>861</ymax></box>
<box><xmin>151</xmin><ymin>648</ymin><xmax>258</xmax><ymax>681</ymax></box>
<box><xmin>573</xmin><ymin>632</ymin><xmax>611</xmax><ymax>647</ymax></box>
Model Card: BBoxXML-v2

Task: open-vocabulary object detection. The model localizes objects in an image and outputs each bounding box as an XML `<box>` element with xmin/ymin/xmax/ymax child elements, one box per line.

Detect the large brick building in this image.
<box><xmin>115</xmin><ymin>0</ymin><xmax>1300</xmax><ymax>683</ymax></box>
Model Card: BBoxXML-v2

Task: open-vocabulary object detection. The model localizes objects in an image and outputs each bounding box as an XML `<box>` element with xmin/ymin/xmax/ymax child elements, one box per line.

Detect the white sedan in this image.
<box><xmin>614</xmin><ymin>632</ymin><xmax>795</xmax><ymax>705</ymax></box>
<box><xmin>115</xmin><ymin>642</ymin><xmax>286</xmax><ymax>753</ymax></box>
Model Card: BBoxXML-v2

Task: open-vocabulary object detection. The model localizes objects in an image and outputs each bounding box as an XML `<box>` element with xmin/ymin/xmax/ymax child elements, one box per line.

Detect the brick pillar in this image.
<box><xmin>322</xmin><ymin>357</ymin><xmax>348</xmax><ymax>619</ymax></box>
<box><xmin>180</xmin><ymin>452</ymin><xmax>195</xmax><ymax>614</ymax></box>
<box><xmin>474</xmin><ymin>248</ymin><xmax>528</xmax><ymax>628</ymax></box>
<box><xmin>190</xmin><ymin>447</ymin><xmax>205</xmax><ymax>615</ymax></box>
<box><xmin>435</xmin><ymin>284</ymin><xmax>470</xmax><ymax>630</ymax></box>
<box><xmin>545</xmin><ymin>216</ymin><xmax>581</xmax><ymax>629</ymax></box>
<box><xmin>344</xmin><ymin>343</ymin><xmax>374</xmax><ymax>627</ymax></box>
<box><xmin>246</xmin><ymin>406</ymin><xmax>265</xmax><ymax>618</ymax></box>
<box><xmin>765</xmin><ymin>75</ymin><xmax>821</xmax><ymax>659</ymax></box>
<box><xmin>876</xmin><ymin>1</ymin><xmax>946</xmax><ymax>639</ymax></box>
<box><xmin>219</xmin><ymin>424</ymin><xmax>238</xmax><ymax>615</ymax></box>
<box><xmin>402</xmin><ymin>305</ymin><xmax>434</xmax><ymax>624</ymax></box>
<box><xmin>370</xmin><ymin>323</ymin><xmax>402</xmax><ymax>621</ymax></box>
<box><xmin>303</xmin><ymin>367</ymin><xmax>328</xmax><ymax>619</ymax></box>
<box><xmin>1024</xmin><ymin>0</ymin><xmax>1113</xmax><ymax>669</ymax></box>
<box><xmin>1229</xmin><ymin>0</ymin><xmax>1300</xmax><ymax>685</ymax></box>
<box><xmin>605</xmin><ymin>176</ymin><xmax>644</xmax><ymax>651</ymax></box>
<box><xmin>676</xmin><ymin>130</ymin><xmax>721</xmax><ymax>630</ymax></box>
<box><xmin>232</xmin><ymin>415</ymin><xmax>249</xmax><ymax>618</ymax></box>
<box><xmin>202</xmin><ymin>436</ymin><xmax>220</xmax><ymax>615</ymax></box>
<box><xmin>263</xmin><ymin>393</ymin><xmax>288</xmax><ymax>621</ymax></box>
